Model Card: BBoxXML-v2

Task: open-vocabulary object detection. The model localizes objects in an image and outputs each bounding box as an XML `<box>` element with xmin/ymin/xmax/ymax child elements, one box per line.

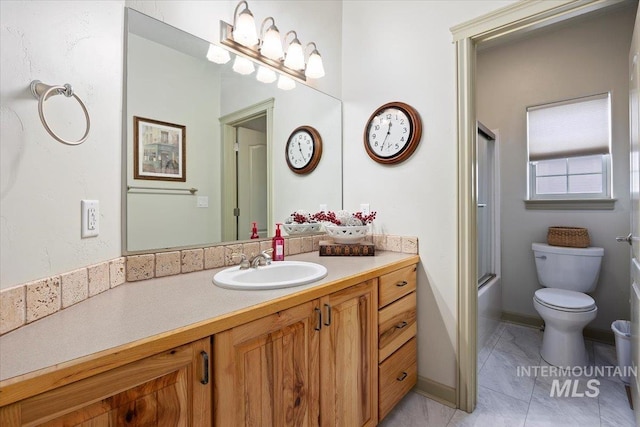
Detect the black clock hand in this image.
<box><xmin>382</xmin><ymin>122</ymin><xmax>392</xmax><ymax>151</ymax></box>
<box><xmin>297</xmin><ymin>141</ymin><xmax>306</xmax><ymax>160</ymax></box>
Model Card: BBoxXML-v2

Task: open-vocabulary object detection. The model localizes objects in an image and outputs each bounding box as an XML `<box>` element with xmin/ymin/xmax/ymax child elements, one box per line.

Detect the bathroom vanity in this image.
<box><xmin>0</xmin><ymin>252</ymin><xmax>418</xmax><ymax>426</ymax></box>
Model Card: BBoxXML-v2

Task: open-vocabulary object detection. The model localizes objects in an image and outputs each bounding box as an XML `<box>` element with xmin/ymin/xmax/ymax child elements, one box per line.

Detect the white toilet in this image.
<box><xmin>532</xmin><ymin>242</ymin><xmax>604</xmax><ymax>367</ymax></box>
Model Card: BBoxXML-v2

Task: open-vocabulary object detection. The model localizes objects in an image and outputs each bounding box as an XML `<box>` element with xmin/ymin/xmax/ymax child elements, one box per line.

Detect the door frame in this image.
<box><xmin>451</xmin><ymin>0</ymin><xmax>626</xmax><ymax>412</ymax></box>
<box><xmin>219</xmin><ymin>98</ymin><xmax>274</xmax><ymax>242</ymax></box>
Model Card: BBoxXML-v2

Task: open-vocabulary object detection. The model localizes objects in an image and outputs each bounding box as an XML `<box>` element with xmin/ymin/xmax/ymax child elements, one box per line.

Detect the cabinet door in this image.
<box><xmin>214</xmin><ymin>301</ymin><xmax>320</xmax><ymax>426</ymax></box>
<box><xmin>320</xmin><ymin>280</ymin><xmax>377</xmax><ymax>427</ymax></box>
<box><xmin>2</xmin><ymin>338</ymin><xmax>211</xmax><ymax>426</ymax></box>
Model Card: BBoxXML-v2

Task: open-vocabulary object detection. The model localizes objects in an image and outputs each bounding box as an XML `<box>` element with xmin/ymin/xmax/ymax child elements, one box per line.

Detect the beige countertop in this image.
<box><xmin>0</xmin><ymin>250</ymin><xmax>418</xmax><ymax>402</ymax></box>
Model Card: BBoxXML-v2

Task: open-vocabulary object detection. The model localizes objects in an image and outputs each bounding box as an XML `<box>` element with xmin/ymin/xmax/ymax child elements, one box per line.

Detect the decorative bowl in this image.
<box><xmin>282</xmin><ymin>223</ymin><xmax>322</xmax><ymax>235</ymax></box>
<box><xmin>324</xmin><ymin>225</ymin><xmax>369</xmax><ymax>244</ymax></box>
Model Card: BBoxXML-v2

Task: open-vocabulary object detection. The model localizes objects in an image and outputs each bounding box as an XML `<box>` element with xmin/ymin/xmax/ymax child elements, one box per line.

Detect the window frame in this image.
<box><xmin>528</xmin><ymin>154</ymin><xmax>611</xmax><ymax>200</ymax></box>
<box><xmin>526</xmin><ymin>92</ymin><xmax>613</xmax><ymax>203</ymax></box>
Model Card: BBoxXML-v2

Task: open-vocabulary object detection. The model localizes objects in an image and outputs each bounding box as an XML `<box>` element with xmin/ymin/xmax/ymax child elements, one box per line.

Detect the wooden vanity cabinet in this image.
<box><xmin>214</xmin><ymin>300</ymin><xmax>320</xmax><ymax>426</ymax></box>
<box><xmin>319</xmin><ymin>280</ymin><xmax>377</xmax><ymax>427</ymax></box>
<box><xmin>214</xmin><ymin>279</ymin><xmax>377</xmax><ymax>427</ymax></box>
<box><xmin>377</xmin><ymin>264</ymin><xmax>418</xmax><ymax>421</ymax></box>
<box><xmin>1</xmin><ymin>338</ymin><xmax>211</xmax><ymax>426</ymax></box>
<box><xmin>0</xmin><ymin>258</ymin><xmax>418</xmax><ymax>427</ymax></box>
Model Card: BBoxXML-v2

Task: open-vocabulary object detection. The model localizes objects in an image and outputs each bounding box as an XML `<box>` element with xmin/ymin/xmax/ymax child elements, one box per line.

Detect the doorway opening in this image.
<box><xmin>452</xmin><ymin>0</ymin><xmax>630</xmax><ymax>413</ymax></box>
<box><xmin>220</xmin><ymin>99</ymin><xmax>274</xmax><ymax>242</ymax></box>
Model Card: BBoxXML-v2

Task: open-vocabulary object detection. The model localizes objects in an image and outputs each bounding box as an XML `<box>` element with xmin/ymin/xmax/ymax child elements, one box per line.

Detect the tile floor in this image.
<box><xmin>380</xmin><ymin>322</ymin><xmax>635</xmax><ymax>426</ymax></box>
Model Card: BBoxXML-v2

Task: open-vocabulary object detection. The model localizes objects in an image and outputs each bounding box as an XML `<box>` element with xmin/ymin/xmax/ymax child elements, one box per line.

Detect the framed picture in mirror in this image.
<box><xmin>134</xmin><ymin>116</ymin><xmax>186</xmax><ymax>181</ymax></box>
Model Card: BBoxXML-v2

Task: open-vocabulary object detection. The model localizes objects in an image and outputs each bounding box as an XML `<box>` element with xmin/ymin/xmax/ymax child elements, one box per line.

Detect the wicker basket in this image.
<box><xmin>547</xmin><ymin>226</ymin><xmax>590</xmax><ymax>248</ymax></box>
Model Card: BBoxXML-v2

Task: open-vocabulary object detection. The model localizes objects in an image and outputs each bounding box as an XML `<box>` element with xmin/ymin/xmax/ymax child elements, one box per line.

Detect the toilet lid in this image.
<box><xmin>534</xmin><ymin>288</ymin><xmax>596</xmax><ymax>312</ymax></box>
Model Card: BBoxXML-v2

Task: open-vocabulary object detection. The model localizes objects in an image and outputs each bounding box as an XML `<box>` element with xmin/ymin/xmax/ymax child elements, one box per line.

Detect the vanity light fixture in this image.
<box><xmin>232</xmin><ymin>0</ymin><xmax>258</xmax><ymax>47</ymax></box>
<box><xmin>277</xmin><ymin>75</ymin><xmax>296</xmax><ymax>91</ymax></box>
<box><xmin>257</xmin><ymin>66</ymin><xmax>277</xmax><ymax>83</ymax></box>
<box><xmin>220</xmin><ymin>0</ymin><xmax>325</xmax><ymax>83</ymax></box>
<box><xmin>304</xmin><ymin>42</ymin><xmax>325</xmax><ymax>79</ymax></box>
<box><xmin>206</xmin><ymin>44</ymin><xmax>231</xmax><ymax>64</ymax></box>
<box><xmin>232</xmin><ymin>55</ymin><xmax>255</xmax><ymax>75</ymax></box>
<box><xmin>259</xmin><ymin>17</ymin><xmax>283</xmax><ymax>60</ymax></box>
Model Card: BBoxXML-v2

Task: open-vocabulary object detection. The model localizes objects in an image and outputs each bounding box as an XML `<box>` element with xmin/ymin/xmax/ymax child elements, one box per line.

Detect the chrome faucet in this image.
<box><xmin>249</xmin><ymin>249</ymin><xmax>273</xmax><ymax>268</ymax></box>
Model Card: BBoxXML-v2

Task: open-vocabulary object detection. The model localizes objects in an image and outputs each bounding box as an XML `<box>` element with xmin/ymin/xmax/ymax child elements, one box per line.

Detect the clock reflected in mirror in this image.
<box><xmin>364</xmin><ymin>101</ymin><xmax>422</xmax><ymax>164</ymax></box>
<box><xmin>286</xmin><ymin>125</ymin><xmax>323</xmax><ymax>174</ymax></box>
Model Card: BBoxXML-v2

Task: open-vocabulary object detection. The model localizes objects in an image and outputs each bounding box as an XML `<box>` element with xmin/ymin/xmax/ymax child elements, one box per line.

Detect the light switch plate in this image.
<box><xmin>197</xmin><ymin>196</ymin><xmax>209</xmax><ymax>208</ymax></box>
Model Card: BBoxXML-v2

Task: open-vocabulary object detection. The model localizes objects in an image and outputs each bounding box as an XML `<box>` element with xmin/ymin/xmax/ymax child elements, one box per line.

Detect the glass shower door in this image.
<box><xmin>477</xmin><ymin>124</ymin><xmax>496</xmax><ymax>287</ymax></box>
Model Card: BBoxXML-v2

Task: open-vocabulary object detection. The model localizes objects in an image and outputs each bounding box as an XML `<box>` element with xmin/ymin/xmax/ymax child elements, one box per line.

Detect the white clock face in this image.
<box><xmin>366</xmin><ymin>108</ymin><xmax>412</xmax><ymax>158</ymax></box>
<box><xmin>287</xmin><ymin>131</ymin><xmax>314</xmax><ymax>168</ymax></box>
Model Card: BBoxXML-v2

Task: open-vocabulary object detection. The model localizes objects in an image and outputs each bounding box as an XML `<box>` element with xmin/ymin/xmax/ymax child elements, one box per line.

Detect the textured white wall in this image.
<box><xmin>1</xmin><ymin>1</ymin><xmax>124</xmax><ymax>290</ymax></box>
<box><xmin>477</xmin><ymin>5</ymin><xmax>635</xmax><ymax>332</ymax></box>
<box><xmin>342</xmin><ymin>0</ymin><xmax>517</xmax><ymax>388</ymax></box>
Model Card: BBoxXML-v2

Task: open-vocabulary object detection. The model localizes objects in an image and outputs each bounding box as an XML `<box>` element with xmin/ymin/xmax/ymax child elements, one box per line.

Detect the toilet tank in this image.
<box><xmin>532</xmin><ymin>243</ymin><xmax>604</xmax><ymax>292</ymax></box>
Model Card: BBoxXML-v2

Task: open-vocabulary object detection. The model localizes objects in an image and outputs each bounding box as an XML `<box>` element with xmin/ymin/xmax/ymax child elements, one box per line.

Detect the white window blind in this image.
<box><xmin>527</xmin><ymin>93</ymin><xmax>611</xmax><ymax>161</ymax></box>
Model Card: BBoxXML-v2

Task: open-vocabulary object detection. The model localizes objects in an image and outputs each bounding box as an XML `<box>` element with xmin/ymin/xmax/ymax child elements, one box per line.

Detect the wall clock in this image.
<box><xmin>364</xmin><ymin>101</ymin><xmax>422</xmax><ymax>164</ymax></box>
<box><xmin>285</xmin><ymin>125</ymin><xmax>323</xmax><ymax>174</ymax></box>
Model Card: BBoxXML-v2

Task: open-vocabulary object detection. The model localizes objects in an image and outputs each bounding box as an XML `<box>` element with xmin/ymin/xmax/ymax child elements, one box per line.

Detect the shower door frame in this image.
<box><xmin>451</xmin><ymin>0</ymin><xmax>626</xmax><ymax>413</ymax></box>
<box><xmin>476</xmin><ymin>123</ymin><xmax>499</xmax><ymax>289</ymax></box>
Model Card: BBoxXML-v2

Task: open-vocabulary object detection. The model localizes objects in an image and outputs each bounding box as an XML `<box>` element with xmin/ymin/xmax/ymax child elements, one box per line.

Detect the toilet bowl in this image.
<box><xmin>533</xmin><ymin>288</ymin><xmax>597</xmax><ymax>366</ymax></box>
<box><xmin>532</xmin><ymin>243</ymin><xmax>603</xmax><ymax>367</ymax></box>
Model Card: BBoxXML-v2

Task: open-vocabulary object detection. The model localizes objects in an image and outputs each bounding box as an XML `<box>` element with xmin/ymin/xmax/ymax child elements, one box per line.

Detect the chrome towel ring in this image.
<box><xmin>30</xmin><ymin>80</ymin><xmax>90</xmax><ymax>146</ymax></box>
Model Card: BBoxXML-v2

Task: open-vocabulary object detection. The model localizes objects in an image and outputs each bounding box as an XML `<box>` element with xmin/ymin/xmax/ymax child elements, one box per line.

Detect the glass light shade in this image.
<box><xmin>256</xmin><ymin>66</ymin><xmax>277</xmax><ymax>83</ymax></box>
<box><xmin>261</xmin><ymin>27</ymin><xmax>284</xmax><ymax>60</ymax></box>
<box><xmin>233</xmin><ymin>10</ymin><xmax>258</xmax><ymax>47</ymax></box>
<box><xmin>233</xmin><ymin>56</ymin><xmax>255</xmax><ymax>75</ymax></box>
<box><xmin>284</xmin><ymin>40</ymin><xmax>305</xmax><ymax>70</ymax></box>
<box><xmin>305</xmin><ymin>51</ymin><xmax>325</xmax><ymax>78</ymax></box>
<box><xmin>277</xmin><ymin>75</ymin><xmax>296</xmax><ymax>90</ymax></box>
<box><xmin>206</xmin><ymin>44</ymin><xmax>231</xmax><ymax>64</ymax></box>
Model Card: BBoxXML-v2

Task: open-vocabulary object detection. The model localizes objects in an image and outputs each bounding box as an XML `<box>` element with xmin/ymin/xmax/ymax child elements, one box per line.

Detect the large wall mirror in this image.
<box><xmin>124</xmin><ymin>8</ymin><xmax>342</xmax><ymax>253</ymax></box>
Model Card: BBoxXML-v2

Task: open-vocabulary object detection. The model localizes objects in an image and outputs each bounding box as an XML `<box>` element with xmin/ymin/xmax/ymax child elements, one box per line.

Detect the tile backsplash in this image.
<box><xmin>1</xmin><ymin>257</ymin><xmax>125</xmax><ymax>335</ymax></box>
<box><xmin>0</xmin><ymin>234</ymin><xmax>417</xmax><ymax>336</ymax></box>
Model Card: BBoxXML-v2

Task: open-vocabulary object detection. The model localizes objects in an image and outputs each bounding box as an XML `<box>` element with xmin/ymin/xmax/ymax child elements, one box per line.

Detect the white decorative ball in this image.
<box><xmin>345</xmin><ymin>217</ymin><xmax>363</xmax><ymax>226</ymax></box>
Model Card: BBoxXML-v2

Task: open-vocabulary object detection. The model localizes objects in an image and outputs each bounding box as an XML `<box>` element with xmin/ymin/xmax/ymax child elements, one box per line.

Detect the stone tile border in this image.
<box><xmin>1</xmin><ymin>258</ymin><xmax>125</xmax><ymax>335</ymax></box>
<box><xmin>0</xmin><ymin>234</ymin><xmax>417</xmax><ymax>336</ymax></box>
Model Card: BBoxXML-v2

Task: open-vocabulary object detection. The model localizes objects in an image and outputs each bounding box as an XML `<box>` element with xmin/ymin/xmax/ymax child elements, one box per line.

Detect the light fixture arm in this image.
<box><xmin>284</xmin><ymin>30</ymin><xmax>299</xmax><ymax>45</ymax></box>
<box><xmin>305</xmin><ymin>41</ymin><xmax>320</xmax><ymax>57</ymax></box>
<box><xmin>233</xmin><ymin>0</ymin><xmax>250</xmax><ymax>26</ymax></box>
<box><xmin>260</xmin><ymin>17</ymin><xmax>276</xmax><ymax>37</ymax></box>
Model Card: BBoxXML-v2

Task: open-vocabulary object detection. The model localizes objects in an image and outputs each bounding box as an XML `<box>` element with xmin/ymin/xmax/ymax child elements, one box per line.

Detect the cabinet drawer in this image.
<box><xmin>378</xmin><ymin>337</ymin><xmax>417</xmax><ymax>421</ymax></box>
<box><xmin>379</xmin><ymin>292</ymin><xmax>416</xmax><ymax>362</ymax></box>
<box><xmin>379</xmin><ymin>265</ymin><xmax>417</xmax><ymax>308</ymax></box>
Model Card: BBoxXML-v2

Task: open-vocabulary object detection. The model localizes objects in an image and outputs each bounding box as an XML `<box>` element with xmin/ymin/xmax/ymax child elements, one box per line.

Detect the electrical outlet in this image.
<box><xmin>81</xmin><ymin>200</ymin><xmax>99</xmax><ymax>238</ymax></box>
<box><xmin>319</xmin><ymin>203</ymin><xmax>328</xmax><ymax>212</ymax></box>
<box><xmin>360</xmin><ymin>203</ymin><xmax>370</xmax><ymax>215</ymax></box>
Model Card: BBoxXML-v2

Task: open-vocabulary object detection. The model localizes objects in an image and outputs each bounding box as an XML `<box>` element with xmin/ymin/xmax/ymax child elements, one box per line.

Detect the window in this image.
<box><xmin>527</xmin><ymin>93</ymin><xmax>611</xmax><ymax>200</ymax></box>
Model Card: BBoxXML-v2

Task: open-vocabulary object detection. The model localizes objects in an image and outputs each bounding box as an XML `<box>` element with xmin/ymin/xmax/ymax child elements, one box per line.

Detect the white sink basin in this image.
<box><xmin>213</xmin><ymin>261</ymin><xmax>328</xmax><ymax>290</ymax></box>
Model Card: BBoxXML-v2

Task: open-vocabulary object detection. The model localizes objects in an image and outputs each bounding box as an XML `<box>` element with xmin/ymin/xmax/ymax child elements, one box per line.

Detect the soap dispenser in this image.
<box><xmin>272</xmin><ymin>223</ymin><xmax>285</xmax><ymax>261</ymax></box>
<box><xmin>250</xmin><ymin>222</ymin><xmax>259</xmax><ymax>239</ymax></box>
